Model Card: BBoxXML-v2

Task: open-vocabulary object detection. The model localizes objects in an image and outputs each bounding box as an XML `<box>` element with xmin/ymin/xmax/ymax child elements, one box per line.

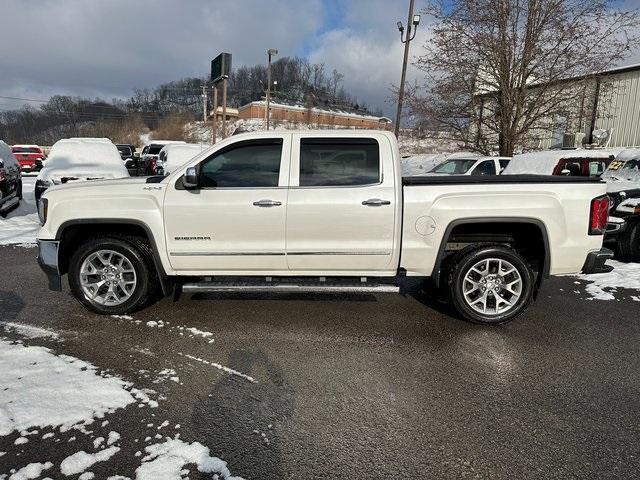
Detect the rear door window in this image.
<box><xmin>299</xmin><ymin>138</ymin><xmax>380</xmax><ymax>186</ymax></box>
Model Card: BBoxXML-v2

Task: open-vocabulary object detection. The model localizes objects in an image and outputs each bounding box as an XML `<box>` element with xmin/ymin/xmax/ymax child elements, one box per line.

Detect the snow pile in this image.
<box><xmin>180</xmin><ymin>353</ymin><xmax>257</xmax><ymax>383</ymax></box>
<box><xmin>136</xmin><ymin>439</ymin><xmax>240</xmax><ymax>480</ymax></box>
<box><xmin>0</xmin><ymin>177</ymin><xmax>39</xmax><ymax>246</ymax></box>
<box><xmin>37</xmin><ymin>138</ymin><xmax>129</xmax><ymax>183</ymax></box>
<box><xmin>0</xmin><ymin>340</ymin><xmax>135</xmax><ymax>436</ymax></box>
<box><xmin>7</xmin><ymin>461</ymin><xmax>53</xmax><ymax>479</ymax></box>
<box><xmin>60</xmin><ymin>446</ymin><xmax>120</xmax><ymax>476</ymax></box>
<box><xmin>572</xmin><ymin>260</ymin><xmax>640</xmax><ymax>301</ymax></box>
<box><xmin>504</xmin><ymin>148</ymin><xmax>620</xmax><ymax>175</ymax></box>
<box><xmin>1</xmin><ymin>322</ymin><xmax>59</xmax><ymax>340</ymax></box>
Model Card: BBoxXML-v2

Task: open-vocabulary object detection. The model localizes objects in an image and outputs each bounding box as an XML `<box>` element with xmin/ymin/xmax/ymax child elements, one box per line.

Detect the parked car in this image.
<box><xmin>141</xmin><ymin>140</ymin><xmax>185</xmax><ymax>175</ymax></box>
<box><xmin>602</xmin><ymin>149</ymin><xmax>640</xmax><ymax>261</ymax></box>
<box><xmin>400</xmin><ymin>152</ymin><xmax>479</xmax><ymax>176</ymax></box>
<box><xmin>11</xmin><ymin>144</ymin><xmax>46</xmax><ymax>173</ymax></box>
<box><xmin>428</xmin><ymin>155</ymin><xmax>511</xmax><ymax>175</ymax></box>
<box><xmin>35</xmin><ymin>138</ymin><xmax>129</xmax><ymax>203</ymax></box>
<box><xmin>503</xmin><ymin>149</ymin><xmax>618</xmax><ymax>177</ymax></box>
<box><xmin>37</xmin><ymin>130</ymin><xmax>611</xmax><ymax>324</ymax></box>
<box><xmin>156</xmin><ymin>143</ymin><xmax>209</xmax><ymax>176</ymax></box>
<box><xmin>0</xmin><ymin>140</ymin><xmax>22</xmax><ymax>217</ymax></box>
<box><xmin>116</xmin><ymin>144</ymin><xmax>139</xmax><ymax>176</ymax></box>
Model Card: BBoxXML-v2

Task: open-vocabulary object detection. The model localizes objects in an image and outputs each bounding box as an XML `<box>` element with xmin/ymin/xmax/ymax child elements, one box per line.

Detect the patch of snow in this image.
<box><xmin>7</xmin><ymin>461</ymin><xmax>53</xmax><ymax>480</ymax></box>
<box><xmin>93</xmin><ymin>437</ymin><xmax>104</xmax><ymax>449</ymax></box>
<box><xmin>110</xmin><ymin>315</ymin><xmax>133</xmax><ymax>320</ymax></box>
<box><xmin>572</xmin><ymin>260</ymin><xmax>640</xmax><ymax>300</ymax></box>
<box><xmin>1</xmin><ymin>322</ymin><xmax>59</xmax><ymax>340</ymax></box>
<box><xmin>78</xmin><ymin>473</ymin><xmax>95</xmax><ymax>480</ymax></box>
<box><xmin>0</xmin><ymin>340</ymin><xmax>135</xmax><ymax>436</ymax></box>
<box><xmin>60</xmin><ymin>446</ymin><xmax>120</xmax><ymax>476</ymax></box>
<box><xmin>136</xmin><ymin>439</ymin><xmax>240</xmax><ymax>480</ymax></box>
<box><xmin>14</xmin><ymin>437</ymin><xmax>28</xmax><ymax>445</ymax></box>
<box><xmin>107</xmin><ymin>431</ymin><xmax>120</xmax><ymax>446</ymax></box>
<box><xmin>180</xmin><ymin>353</ymin><xmax>257</xmax><ymax>383</ymax></box>
<box><xmin>0</xmin><ymin>177</ymin><xmax>39</xmax><ymax>246</ymax></box>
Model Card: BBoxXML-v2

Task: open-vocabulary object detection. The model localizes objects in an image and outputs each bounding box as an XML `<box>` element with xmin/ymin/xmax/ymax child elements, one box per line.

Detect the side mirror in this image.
<box><xmin>561</xmin><ymin>169</ymin><xmax>571</xmax><ymax>175</ymax></box>
<box><xmin>183</xmin><ymin>167</ymin><xmax>199</xmax><ymax>189</ymax></box>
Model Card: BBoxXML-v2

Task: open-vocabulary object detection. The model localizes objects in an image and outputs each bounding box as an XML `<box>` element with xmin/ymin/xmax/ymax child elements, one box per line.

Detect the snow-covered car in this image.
<box><xmin>35</xmin><ymin>138</ymin><xmax>129</xmax><ymax>203</ymax></box>
<box><xmin>156</xmin><ymin>143</ymin><xmax>209</xmax><ymax>176</ymax></box>
<box><xmin>602</xmin><ymin>149</ymin><xmax>640</xmax><ymax>260</ymax></box>
<box><xmin>428</xmin><ymin>155</ymin><xmax>511</xmax><ymax>176</ymax></box>
<box><xmin>400</xmin><ymin>152</ymin><xmax>478</xmax><ymax>176</ymax></box>
<box><xmin>503</xmin><ymin>149</ymin><xmax>618</xmax><ymax>177</ymax></box>
<box><xmin>11</xmin><ymin>144</ymin><xmax>46</xmax><ymax>173</ymax></box>
<box><xmin>141</xmin><ymin>140</ymin><xmax>186</xmax><ymax>175</ymax></box>
<box><xmin>0</xmin><ymin>140</ymin><xmax>22</xmax><ymax>216</ymax></box>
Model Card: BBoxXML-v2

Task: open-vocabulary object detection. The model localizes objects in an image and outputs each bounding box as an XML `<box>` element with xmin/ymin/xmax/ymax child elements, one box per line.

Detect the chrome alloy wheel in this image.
<box><xmin>79</xmin><ymin>249</ymin><xmax>137</xmax><ymax>306</ymax></box>
<box><xmin>462</xmin><ymin>258</ymin><xmax>522</xmax><ymax>316</ymax></box>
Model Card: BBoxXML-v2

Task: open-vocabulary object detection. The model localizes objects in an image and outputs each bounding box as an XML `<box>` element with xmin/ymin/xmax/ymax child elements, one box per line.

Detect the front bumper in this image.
<box><xmin>37</xmin><ymin>239</ymin><xmax>62</xmax><ymax>291</ymax></box>
<box><xmin>581</xmin><ymin>248</ymin><xmax>614</xmax><ymax>274</ymax></box>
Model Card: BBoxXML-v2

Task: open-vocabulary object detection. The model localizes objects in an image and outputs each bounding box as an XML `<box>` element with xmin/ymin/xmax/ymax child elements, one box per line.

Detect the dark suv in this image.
<box><xmin>0</xmin><ymin>141</ymin><xmax>23</xmax><ymax>217</ymax></box>
<box><xmin>116</xmin><ymin>144</ymin><xmax>140</xmax><ymax>176</ymax></box>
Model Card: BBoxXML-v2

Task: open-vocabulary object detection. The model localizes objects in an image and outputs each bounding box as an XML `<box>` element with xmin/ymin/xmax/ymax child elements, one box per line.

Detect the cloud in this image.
<box><xmin>0</xmin><ymin>0</ymin><xmax>323</xmax><ymax>103</ymax></box>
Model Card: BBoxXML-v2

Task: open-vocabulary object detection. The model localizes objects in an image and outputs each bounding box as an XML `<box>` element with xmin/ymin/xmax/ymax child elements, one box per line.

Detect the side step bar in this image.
<box><xmin>182</xmin><ymin>282</ymin><xmax>400</xmax><ymax>294</ymax></box>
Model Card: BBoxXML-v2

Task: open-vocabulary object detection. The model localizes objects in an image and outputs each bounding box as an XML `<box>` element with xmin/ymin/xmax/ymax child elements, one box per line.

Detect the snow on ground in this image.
<box><xmin>0</xmin><ymin>339</ymin><xmax>135</xmax><ymax>435</ymax></box>
<box><xmin>572</xmin><ymin>260</ymin><xmax>640</xmax><ymax>301</ymax></box>
<box><xmin>0</xmin><ymin>337</ymin><xmax>242</xmax><ymax>478</ymax></box>
<box><xmin>0</xmin><ymin>177</ymin><xmax>39</xmax><ymax>246</ymax></box>
<box><xmin>136</xmin><ymin>439</ymin><xmax>240</xmax><ymax>480</ymax></box>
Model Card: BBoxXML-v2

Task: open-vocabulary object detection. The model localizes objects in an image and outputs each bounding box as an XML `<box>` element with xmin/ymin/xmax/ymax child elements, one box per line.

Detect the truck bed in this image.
<box><xmin>402</xmin><ymin>174</ymin><xmax>604</xmax><ymax>186</ymax></box>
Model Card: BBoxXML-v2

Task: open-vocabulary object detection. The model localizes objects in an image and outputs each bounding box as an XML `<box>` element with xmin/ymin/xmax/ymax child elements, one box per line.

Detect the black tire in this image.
<box><xmin>447</xmin><ymin>244</ymin><xmax>535</xmax><ymax>324</ymax></box>
<box><xmin>68</xmin><ymin>235</ymin><xmax>159</xmax><ymax>315</ymax></box>
<box><xmin>618</xmin><ymin>222</ymin><xmax>640</xmax><ymax>262</ymax></box>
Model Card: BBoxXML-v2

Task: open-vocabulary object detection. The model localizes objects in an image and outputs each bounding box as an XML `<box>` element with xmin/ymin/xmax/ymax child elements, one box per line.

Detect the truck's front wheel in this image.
<box><xmin>69</xmin><ymin>236</ymin><xmax>156</xmax><ymax>315</ymax></box>
<box><xmin>447</xmin><ymin>245</ymin><xmax>535</xmax><ymax>324</ymax></box>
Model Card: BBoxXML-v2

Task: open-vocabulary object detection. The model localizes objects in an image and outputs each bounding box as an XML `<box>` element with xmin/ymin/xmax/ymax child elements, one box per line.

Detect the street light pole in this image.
<box><xmin>395</xmin><ymin>0</ymin><xmax>420</xmax><ymax>138</ymax></box>
<box><xmin>266</xmin><ymin>48</ymin><xmax>278</xmax><ymax>130</ymax></box>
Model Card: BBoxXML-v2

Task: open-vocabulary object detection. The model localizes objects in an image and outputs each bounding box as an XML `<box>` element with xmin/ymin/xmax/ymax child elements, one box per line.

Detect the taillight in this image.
<box><xmin>589</xmin><ymin>195</ymin><xmax>609</xmax><ymax>235</ymax></box>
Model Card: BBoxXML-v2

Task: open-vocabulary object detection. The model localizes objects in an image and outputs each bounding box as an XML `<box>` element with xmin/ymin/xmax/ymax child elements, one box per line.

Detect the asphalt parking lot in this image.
<box><xmin>1</xmin><ymin>245</ymin><xmax>639</xmax><ymax>479</ymax></box>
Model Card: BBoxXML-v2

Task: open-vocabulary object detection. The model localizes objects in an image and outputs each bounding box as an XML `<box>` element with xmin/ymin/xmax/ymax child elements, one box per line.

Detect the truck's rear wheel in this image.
<box><xmin>618</xmin><ymin>223</ymin><xmax>640</xmax><ymax>262</ymax></box>
<box><xmin>447</xmin><ymin>244</ymin><xmax>535</xmax><ymax>324</ymax></box>
<box><xmin>69</xmin><ymin>236</ymin><xmax>156</xmax><ymax>315</ymax></box>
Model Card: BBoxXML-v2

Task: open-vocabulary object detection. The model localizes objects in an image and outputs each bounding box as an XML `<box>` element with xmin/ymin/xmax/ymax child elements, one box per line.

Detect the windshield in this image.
<box><xmin>430</xmin><ymin>158</ymin><xmax>478</xmax><ymax>174</ymax></box>
<box><xmin>604</xmin><ymin>157</ymin><xmax>640</xmax><ymax>180</ymax></box>
<box><xmin>12</xmin><ymin>146</ymin><xmax>41</xmax><ymax>153</ymax></box>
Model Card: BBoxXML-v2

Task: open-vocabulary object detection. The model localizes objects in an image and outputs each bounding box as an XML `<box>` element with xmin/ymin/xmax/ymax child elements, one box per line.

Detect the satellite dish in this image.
<box><xmin>592</xmin><ymin>129</ymin><xmax>610</xmax><ymax>147</ymax></box>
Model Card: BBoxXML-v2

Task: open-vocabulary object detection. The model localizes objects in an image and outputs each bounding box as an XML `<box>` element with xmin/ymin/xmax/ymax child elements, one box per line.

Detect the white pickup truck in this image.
<box><xmin>37</xmin><ymin>131</ymin><xmax>612</xmax><ymax>324</ymax></box>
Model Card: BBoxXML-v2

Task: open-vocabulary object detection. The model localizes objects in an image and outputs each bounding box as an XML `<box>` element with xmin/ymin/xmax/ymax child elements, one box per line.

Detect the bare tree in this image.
<box><xmin>409</xmin><ymin>0</ymin><xmax>640</xmax><ymax>155</ymax></box>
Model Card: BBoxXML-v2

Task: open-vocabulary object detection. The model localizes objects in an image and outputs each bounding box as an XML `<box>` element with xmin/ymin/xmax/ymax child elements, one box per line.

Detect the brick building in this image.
<box><xmin>237</xmin><ymin>101</ymin><xmax>391</xmax><ymax>130</ymax></box>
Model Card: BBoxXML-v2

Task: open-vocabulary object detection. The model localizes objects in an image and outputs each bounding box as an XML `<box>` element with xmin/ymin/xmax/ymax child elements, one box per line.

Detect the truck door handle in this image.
<box><xmin>362</xmin><ymin>198</ymin><xmax>391</xmax><ymax>206</ymax></box>
<box><xmin>253</xmin><ymin>199</ymin><xmax>282</xmax><ymax>207</ymax></box>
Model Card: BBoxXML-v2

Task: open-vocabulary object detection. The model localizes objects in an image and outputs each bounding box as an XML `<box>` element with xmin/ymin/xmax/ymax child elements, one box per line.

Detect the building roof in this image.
<box><xmin>240</xmin><ymin>100</ymin><xmax>391</xmax><ymax>123</ymax></box>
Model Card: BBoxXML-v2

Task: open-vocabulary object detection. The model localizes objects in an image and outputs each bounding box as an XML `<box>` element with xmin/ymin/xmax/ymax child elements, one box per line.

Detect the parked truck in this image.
<box><xmin>36</xmin><ymin>131</ymin><xmax>612</xmax><ymax>324</ymax></box>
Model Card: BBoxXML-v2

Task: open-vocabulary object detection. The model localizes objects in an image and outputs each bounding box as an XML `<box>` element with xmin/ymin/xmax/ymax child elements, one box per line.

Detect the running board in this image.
<box><xmin>182</xmin><ymin>282</ymin><xmax>400</xmax><ymax>294</ymax></box>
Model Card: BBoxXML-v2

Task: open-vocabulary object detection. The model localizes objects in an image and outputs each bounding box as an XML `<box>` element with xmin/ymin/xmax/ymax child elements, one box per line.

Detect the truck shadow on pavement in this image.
<box><xmin>0</xmin><ymin>290</ymin><xmax>26</xmax><ymax>322</ymax></box>
<box><xmin>192</xmin><ymin>348</ymin><xmax>294</xmax><ymax>479</ymax></box>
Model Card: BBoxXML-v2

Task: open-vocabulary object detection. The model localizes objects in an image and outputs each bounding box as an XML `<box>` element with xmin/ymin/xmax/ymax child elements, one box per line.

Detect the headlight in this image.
<box><xmin>38</xmin><ymin>198</ymin><xmax>48</xmax><ymax>225</ymax></box>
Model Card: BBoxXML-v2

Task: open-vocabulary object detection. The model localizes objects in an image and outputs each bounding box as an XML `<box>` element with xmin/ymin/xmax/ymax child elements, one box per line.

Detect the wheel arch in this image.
<box><xmin>55</xmin><ymin>219</ymin><xmax>172</xmax><ymax>296</ymax></box>
<box><xmin>432</xmin><ymin>217</ymin><xmax>550</xmax><ymax>289</ymax></box>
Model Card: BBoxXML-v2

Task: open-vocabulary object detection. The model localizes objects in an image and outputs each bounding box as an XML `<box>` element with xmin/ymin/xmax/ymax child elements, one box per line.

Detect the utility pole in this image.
<box><xmin>222</xmin><ymin>76</ymin><xmax>228</xmax><ymax>138</ymax></box>
<box><xmin>201</xmin><ymin>85</ymin><xmax>208</xmax><ymax>123</ymax></box>
<box><xmin>212</xmin><ymin>85</ymin><xmax>218</xmax><ymax>144</ymax></box>
<box><xmin>266</xmin><ymin>48</ymin><xmax>278</xmax><ymax>130</ymax></box>
<box><xmin>395</xmin><ymin>0</ymin><xmax>420</xmax><ymax>138</ymax></box>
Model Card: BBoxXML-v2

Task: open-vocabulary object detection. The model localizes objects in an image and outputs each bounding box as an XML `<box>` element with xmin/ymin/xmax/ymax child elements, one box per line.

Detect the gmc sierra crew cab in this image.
<box><xmin>36</xmin><ymin>131</ymin><xmax>612</xmax><ymax>324</ymax></box>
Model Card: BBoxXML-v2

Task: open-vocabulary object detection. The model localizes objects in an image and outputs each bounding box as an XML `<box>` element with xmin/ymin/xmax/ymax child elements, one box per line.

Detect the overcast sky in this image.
<box><xmin>0</xmin><ymin>0</ymin><xmax>430</xmax><ymax>117</ymax></box>
<box><xmin>1</xmin><ymin>0</ymin><xmax>639</xmax><ymax>118</ymax></box>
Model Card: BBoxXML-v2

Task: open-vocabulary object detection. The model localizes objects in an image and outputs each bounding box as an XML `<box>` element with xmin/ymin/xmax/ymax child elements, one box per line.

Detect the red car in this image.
<box><xmin>11</xmin><ymin>144</ymin><xmax>46</xmax><ymax>173</ymax></box>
